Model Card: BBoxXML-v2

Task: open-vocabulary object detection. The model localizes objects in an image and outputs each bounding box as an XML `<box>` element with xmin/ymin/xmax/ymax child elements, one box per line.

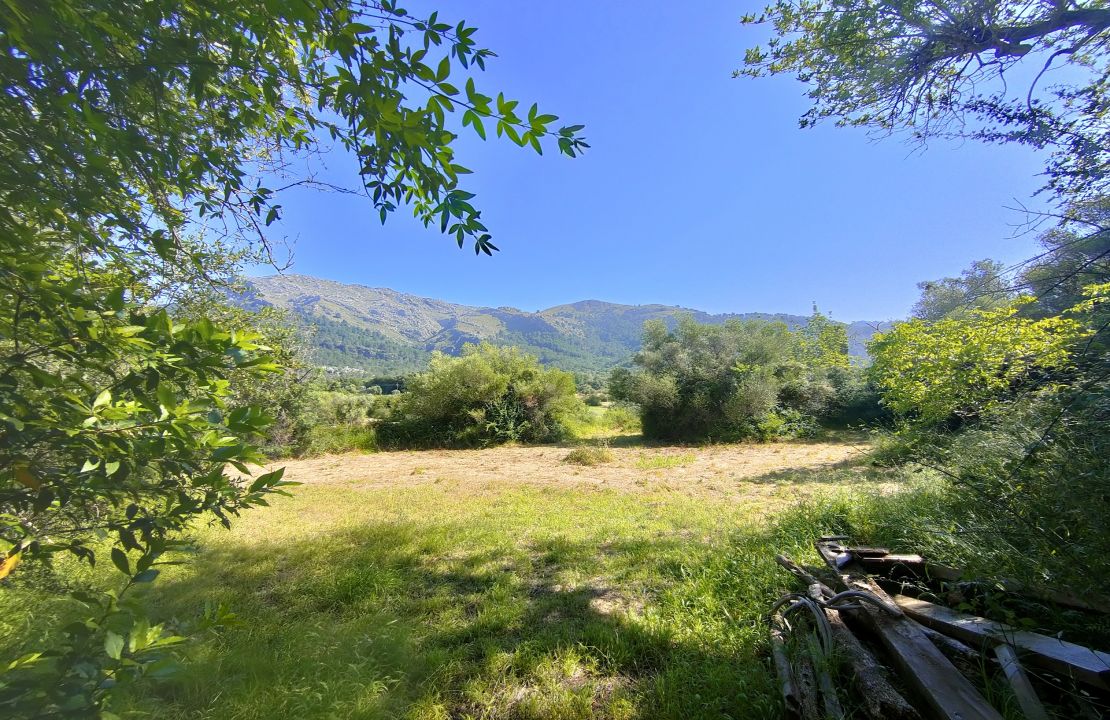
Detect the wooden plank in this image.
<box><xmin>801</xmin><ymin>582</ymin><xmax>920</xmax><ymax>720</ymax></box>
<box><xmin>992</xmin><ymin>644</ymin><xmax>1049</xmax><ymax>720</ymax></box>
<box><xmin>848</xmin><ymin>546</ymin><xmax>892</xmax><ymax>558</ymax></box>
<box><xmin>854</xmin><ymin>553</ymin><xmax>962</xmax><ymax>582</ymax></box>
<box><xmin>769</xmin><ymin>619</ymin><xmax>802</xmax><ymax>719</ymax></box>
<box><xmin>894</xmin><ymin>594</ymin><xmax>1110</xmax><ymax>690</ymax></box>
<box><xmin>815</xmin><ymin>542</ymin><xmax>1004</xmax><ymax>720</ymax></box>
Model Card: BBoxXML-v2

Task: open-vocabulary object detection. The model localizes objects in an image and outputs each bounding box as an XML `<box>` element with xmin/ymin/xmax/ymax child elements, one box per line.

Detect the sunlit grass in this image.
<box><xmin>1</xmin><ymin>444</ymin><xmax>926</xmax><ymax>719</ymax></box>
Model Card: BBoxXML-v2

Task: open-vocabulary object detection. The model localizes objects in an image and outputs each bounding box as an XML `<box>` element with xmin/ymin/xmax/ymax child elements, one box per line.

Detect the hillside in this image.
<box><xmin>239</xmin><ymin>274</ymin><xmax>891</xmax><ymax>375</ymax></box>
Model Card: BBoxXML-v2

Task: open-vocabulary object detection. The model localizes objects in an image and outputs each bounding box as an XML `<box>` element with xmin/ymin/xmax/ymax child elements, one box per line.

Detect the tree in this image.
<box><xmin>797</xmin><ymin>305</ymin><xmax>851</xmax><ymax>368</ymax></box>
<box><xmin>0</xmin><ymin>2</ymin><xmax>584</xmax><ymax>714</ymax></box>
<box><xmin>868</xmin><ymin>296</ymin><xmax>1091</xmax><ymax>424</ymax></box>
<box><xmin>611</xmin><ymin>317</ymin><xmax>843</xmax><ymax>441</ymax></box>
<box><xmin>1019</xmin><ymin>197</ymin><xmax>1110</xmax><ymax>315</ymax></box>
<box><xmin>739</xmin><ymin>0</ymin><xmax>1110</xmax><ymax>203</ymax></box>
<box><xmin>912</xmin><ymin>259</ymin><xmax>1013</xmax><ymax>321</ymax></box>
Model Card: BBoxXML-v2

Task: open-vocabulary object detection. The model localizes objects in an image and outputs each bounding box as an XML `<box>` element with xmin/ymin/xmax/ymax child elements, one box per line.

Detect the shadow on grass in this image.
<box><xmin>736</xmin><ymin>457</ymin><xmax>883</xmax><ymax>487</ymax></box>
<box><xmin>130</xmin><ymin>522</ymin><xmax>781</xmax><ymax>720</ymax></box>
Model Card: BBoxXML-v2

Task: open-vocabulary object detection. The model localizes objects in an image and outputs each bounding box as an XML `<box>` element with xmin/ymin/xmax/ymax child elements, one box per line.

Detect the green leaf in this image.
<box><xmin>249</xmin><ymin>467</ymin><xmax>286</xmax><ymax>493</ymax></box>
<box><xmin>104</xmin><ymin>631</ymin><xmax>124</xmax><ymax>660</ymax></box>
<box><xmin>133</xmin><ymin>569</ymin><xmax>160</xmax><ymax>583</ymax></box>
<box><xmin>93</xmin><ymin>389</ymin><xmax>112</xmax><ymax>409</ymax></box>
<box><xmin>111</xmin><ymin>548</ymin><xmax>130</xmax><ymax>576</ymax></box>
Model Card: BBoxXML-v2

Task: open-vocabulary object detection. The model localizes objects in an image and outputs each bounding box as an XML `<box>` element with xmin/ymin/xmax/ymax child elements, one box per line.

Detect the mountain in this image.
<box><xmin>238</xmin><ymin>274</ymin><xmax>892</xmax><ymax>376</ymax></box>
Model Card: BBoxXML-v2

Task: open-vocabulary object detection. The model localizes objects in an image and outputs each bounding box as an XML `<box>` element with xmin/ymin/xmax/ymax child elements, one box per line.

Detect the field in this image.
<box><xmin>7</xmin><ymin>436</ymin><xmax>926</xmax><ymax>720</ymax></box>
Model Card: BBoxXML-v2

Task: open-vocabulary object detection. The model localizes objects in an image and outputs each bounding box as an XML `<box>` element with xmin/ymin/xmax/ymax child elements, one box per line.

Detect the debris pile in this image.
<box><xmin>768</xmin><ymin>537</ymin><xmax>1110</xmax><ymax>719</ymax></box>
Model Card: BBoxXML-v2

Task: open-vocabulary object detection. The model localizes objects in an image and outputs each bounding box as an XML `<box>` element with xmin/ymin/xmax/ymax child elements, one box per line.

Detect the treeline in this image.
<box><xmin>244</xmin><ymin>307</ymin><xmax>882</xmax><ymax>456</ymax></box>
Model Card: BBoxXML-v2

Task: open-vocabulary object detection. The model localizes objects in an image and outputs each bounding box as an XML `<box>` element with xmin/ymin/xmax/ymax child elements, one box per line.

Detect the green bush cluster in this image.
<box><xmin>377</xmin><ymin>344</ymin><xmax>583</xmax><ymax>448</ymax></box>
<box><xmin>610</xmin><ymin>312</ymin><xmax>875</xmax><ymax>442</ymax></box>
<box><xmin>867</xmin><ymin>231</ymin><xmax>1110</xmax><ymax>591</ymax></box>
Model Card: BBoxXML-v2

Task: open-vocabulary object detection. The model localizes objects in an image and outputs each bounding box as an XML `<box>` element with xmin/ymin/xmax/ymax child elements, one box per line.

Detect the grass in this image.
<box><xmin>634</xmin><ymin>453</ymin><xmax>695</xmax><ymax>471</ymax></box>
<box><xmin>0</xmin><ymin>442</ymin><xmax>955</xmax><ymax>720</ymax></box>
<box><xmin>565</xmin><ymin>405</ymin><xmax>641</xmax><ymax>441</ymax></box>
<box><xmin>563</xmin><ymin>446</ymin><xmax>614</xmax><ymax>466</ymax></box>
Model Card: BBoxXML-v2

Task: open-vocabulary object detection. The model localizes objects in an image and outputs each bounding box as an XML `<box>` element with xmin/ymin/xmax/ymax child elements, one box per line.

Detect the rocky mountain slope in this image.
<box><xmin>238</xmin><ymin>274</ymin><xmax>891</xmax><ymax>375</ymax></box>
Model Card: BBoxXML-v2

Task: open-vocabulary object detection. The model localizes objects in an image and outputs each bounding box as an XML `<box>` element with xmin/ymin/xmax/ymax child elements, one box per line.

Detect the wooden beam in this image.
<box><xmin>894</xmin><ymin>594</ymin><xmax>1110</xmax><ymax>690</ymax></box>
<box><xmin>992</xmin><ymin>643</ymin><xmax>1049</xmax><ymax>720</ymax></box>
<box><xmin>801</xmin><ymin>582</ymin><xmax>920</xmax><ymax>720</ymax></box>
<box><xmin>769</xmin><ymin>619</ymin><xmax>802</xmax><ymax>719</ymax></box>
<box><xmin>815</xmin><ymin>542</ymin><xmax>1004</xmax><ymax>720</ymax></box>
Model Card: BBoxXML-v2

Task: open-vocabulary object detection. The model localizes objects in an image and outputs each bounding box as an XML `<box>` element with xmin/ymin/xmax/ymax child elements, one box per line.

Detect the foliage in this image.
<box><xmin>0</xmin><ymin>0</ymin><xmax>584</xmax><ymax>714</ymax></box>
<box><xmin>912</xmin><ymin>259</ymin><xmax>1013</xmax><ymax>321</ymax></box>
<box><xmin>868</xmin><ymin>295</ymin><xmax>1092</xmax><ymax>424</ymax></box>
<box><xmin>869</xmin><ymin>279</ymin><xmax>1110</xmax><ymax>589</ymax></box>
<box><xmin>739</xmin><ymin>0</ymin><xmax>1110</xmax><ymax>204</ymax></box>
<box><xmin>0</xmin><ymin>254</ymin><xmax>294</xmax><ymax>714</ymax></box>
<box><xmin>176</xmin><ymin>292</ymin><xmax>322</xmax><ymax>459</ymax></box>
<box><xmin>611</xmin><ymin>312</ymin><xmax>869</xmax><ymax>442</ymax></box>
<box><xmin>1</xmin><ymin>0</ymin><xmax>587</xmax><ymax>264</ymax></box>
<box><xmin>1019</xmin><ymin>197</ymin><xmax>1110</xmax><ymax>316</ymax></box>
<box><xmin>378</xmin><ymin>344</ymin><xmax>582</xmax><ymax>448</ymax></box>
<box><xmin>563</xmin><ymin>404</ymin><xmax>643</xmax><ymax>440</ymax></box>
<box><xmin>303</xmin><ymin>314</ymin><xmax>432</xmax><ymax>375</ymax></box>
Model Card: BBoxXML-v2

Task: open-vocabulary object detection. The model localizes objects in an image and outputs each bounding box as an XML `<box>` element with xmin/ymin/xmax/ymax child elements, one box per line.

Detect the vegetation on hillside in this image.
<box><xmin>244</xmin><ymin>274</ymin><xmax>887</xmax><ymax>375</ymax></box>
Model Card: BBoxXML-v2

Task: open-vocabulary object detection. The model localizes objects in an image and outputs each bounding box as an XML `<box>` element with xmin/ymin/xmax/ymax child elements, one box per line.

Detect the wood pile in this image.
<box><xmin>767</xmin><ymin>538</ymin><xmax>1110</xmax><ymax>719</ymax></box>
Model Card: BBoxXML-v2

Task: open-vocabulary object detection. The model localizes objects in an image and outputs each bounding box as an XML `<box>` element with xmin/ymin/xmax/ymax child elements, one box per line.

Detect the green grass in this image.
<box><xmin>565</xmin><ymin>405</ymin><xmax>641</xmax><ymax>441</ymax></box>
<box><xmin>634</xmin><ymin>453</ymin><xmax>695</xmax><ymax>471</ymax></box>
<box><xmin>562</xmin><ymin>445</ymin><xmax>614</xmax><ymax>466</ymax></box>
<box><xmin>1</xmin><ymin>453</ymin><xmax>943</xmax><ymax>720</ymax></box>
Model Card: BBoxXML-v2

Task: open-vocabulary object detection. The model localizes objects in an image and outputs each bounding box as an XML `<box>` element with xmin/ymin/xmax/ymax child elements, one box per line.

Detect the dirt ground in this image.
<box><xmin>268</xmin><ymin>438</ymin><xmax>874</xmax><ymax>504</ymax></box>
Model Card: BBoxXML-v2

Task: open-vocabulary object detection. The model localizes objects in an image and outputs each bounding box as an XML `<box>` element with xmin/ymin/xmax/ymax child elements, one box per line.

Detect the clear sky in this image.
<box><xmin>249</xmin><ymin>0</ymin><xmax>1052</xmax><ymax>321</ymax></box>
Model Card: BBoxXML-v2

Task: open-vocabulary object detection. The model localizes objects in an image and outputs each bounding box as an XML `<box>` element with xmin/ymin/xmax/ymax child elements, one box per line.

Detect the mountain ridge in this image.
<box><xmin>239</xmin><ymin>274</ymin><xmax>893</xmax><ymax>376</ymax></box>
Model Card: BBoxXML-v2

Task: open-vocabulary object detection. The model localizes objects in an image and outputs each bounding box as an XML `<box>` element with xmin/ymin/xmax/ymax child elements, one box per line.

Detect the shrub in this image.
<box><xmin>867</xmin><ymin>284</ymin><xmax>1110</xmax><ymax>591</ymax></box>
<box><xmin>378</xmin><ymin>344</ymin><xmax>582</xmax><ymax>448</ymax></box>
<box><xmin>611</xmin><ymin>312</ymin><xmax>867</xmax><ymax>442</ymax></box>
<box><xmin>563</xmin><ymin>446</ymin><xmax>614</xmax><ymax>466</ymax></box>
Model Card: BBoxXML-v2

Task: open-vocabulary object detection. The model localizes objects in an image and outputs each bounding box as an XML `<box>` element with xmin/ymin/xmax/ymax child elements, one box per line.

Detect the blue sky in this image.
<box><xmin>251</xmin><ymin>0</ymin><xmax>1051</xmax><ymax>321</ymax></box>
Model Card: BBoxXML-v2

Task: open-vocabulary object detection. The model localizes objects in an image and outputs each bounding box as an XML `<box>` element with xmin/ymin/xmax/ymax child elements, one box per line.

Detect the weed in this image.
<box><xmin>563</xmin><ymin>446</ymin><xmax>615</xmax><ymax>466</ymax></box>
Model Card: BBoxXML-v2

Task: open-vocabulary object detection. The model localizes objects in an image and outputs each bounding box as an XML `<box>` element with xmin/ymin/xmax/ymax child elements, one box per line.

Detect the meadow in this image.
<box><xmin>0</xmin><ymin>433</ymin><xmax>936</xmax><ymax>720</ymax></box>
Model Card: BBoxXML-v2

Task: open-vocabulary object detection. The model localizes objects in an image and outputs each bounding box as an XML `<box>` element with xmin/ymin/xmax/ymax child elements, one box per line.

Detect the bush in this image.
<box><xmin>584</xmin><ymin>392</ymin><xmax>606</xmax><ymax>406</ymax></box>
<box><xmin>378</xmin><ymin>344</ymin><xmax>582</xmax><ymax>449</ymax></box>
<box><xmin>866</xmin><ymin>284</ymin><xmax>1110</xmax><ymax>592</ymax></box>
<box><xmin>612</xmin><ymin>313</ymin><xmax>868</xmax><ymax>442</ymax></box>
